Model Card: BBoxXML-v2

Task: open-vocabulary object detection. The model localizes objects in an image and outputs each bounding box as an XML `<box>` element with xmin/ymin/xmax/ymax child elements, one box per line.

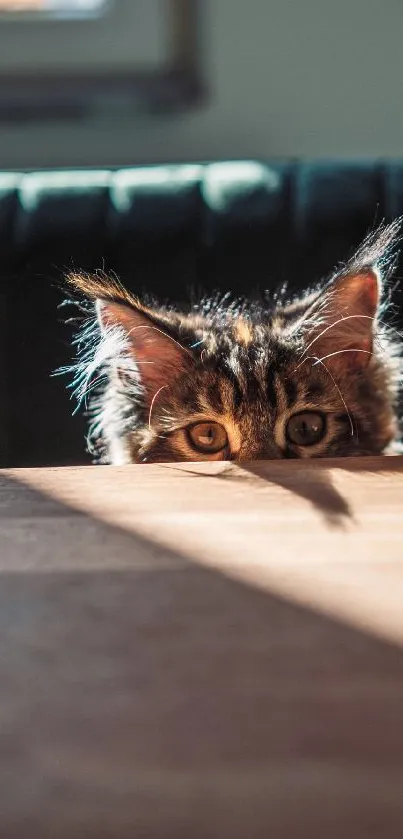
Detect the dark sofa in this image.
<box><xmin>2</xmin><ymin>160</ymin><xmax>403</xmax><ymax>468</ymax></box>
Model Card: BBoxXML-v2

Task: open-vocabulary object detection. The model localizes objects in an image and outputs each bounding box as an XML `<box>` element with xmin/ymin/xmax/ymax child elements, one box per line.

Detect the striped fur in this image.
<box><xmin>62</xmin><ymin>221</ymin><xmax>403</xmax><ymax>463</ymax></box>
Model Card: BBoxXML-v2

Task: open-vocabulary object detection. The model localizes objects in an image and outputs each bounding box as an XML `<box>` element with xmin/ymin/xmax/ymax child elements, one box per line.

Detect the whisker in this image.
<box><xmin>126</xmin><ymin>324</ymin><xmax>193</xmax><ymax>358</ymax></box>
<box><xmin>300</xmin><ymin>314</ymin><xmax>376</xmax><ymax>359</ymax></box>
<box><xmin>148</xmin><ymin>385</ymin><xmax>169</xmax><ymax>431</ymax></box>
<box><xmin>299</xmin><ymin>313</ymin><xmax>403</xmax><ymax>361</ymax></box>
<box><xmin>312</xmin><ymin>348</ymin><xmax>372</xmax><ymax>365</ymax></box>
<box><xmin>296</xmin><ymin>355</ymin><xmax>355</xmax><ymax>437</ymax></box>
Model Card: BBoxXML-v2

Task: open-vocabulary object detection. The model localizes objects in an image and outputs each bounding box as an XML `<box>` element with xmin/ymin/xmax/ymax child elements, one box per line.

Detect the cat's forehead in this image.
<box><xmin>162</xmin><ymin>335</ymin><xmax>341</xmax><ymax>430</ymax></box>
<box><xmin>232</xmin><ymin>316</ymin><xmax>255</xmax><ymax>346</ymax></box>
<box><xmin>192</xmin><ymin>314</ymin><xmax>281</xmax><ymax>357</ymax></box>
<box><xmin>197</xmin><ymin>318</ymin><xmax>294</xmax><ymax>374</ymax></box>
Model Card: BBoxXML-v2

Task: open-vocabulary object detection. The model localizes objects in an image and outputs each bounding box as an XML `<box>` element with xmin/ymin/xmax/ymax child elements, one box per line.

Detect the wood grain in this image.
<box><xmin>0</xmin><ymin>456</ymin><xmax>403</xmax><ymax>837</ymax></box>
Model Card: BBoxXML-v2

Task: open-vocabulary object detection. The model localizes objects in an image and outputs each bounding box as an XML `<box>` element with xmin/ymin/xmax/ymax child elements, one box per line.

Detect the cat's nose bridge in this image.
<box><xmin>238</xmin><ymin>448</ymin><xmax>282</xmax><ymax>461</ymax></box>
<box><xmin>237</xmin><ymin>439</ymin><xmax>282</xmax><ymax>461</ymax></box>
<box><xmin>236</xmin><ymin>413</ymin><xmax>281</xmax><ymax>460</ymax></box>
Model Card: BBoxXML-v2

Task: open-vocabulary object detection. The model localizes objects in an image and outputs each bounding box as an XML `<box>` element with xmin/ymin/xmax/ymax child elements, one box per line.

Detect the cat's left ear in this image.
<box><xmin>294</xmin><ymin>267</ymin><xmax>381</xmax><ymax>373</ymax></box>
<box><xmin>284</xmin><ymin>219</ymin><xmax>402</xmax><ymax>373</ymax></box>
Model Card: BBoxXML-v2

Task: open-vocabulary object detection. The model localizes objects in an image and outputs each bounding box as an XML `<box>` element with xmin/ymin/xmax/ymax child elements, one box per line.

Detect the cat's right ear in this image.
<box><xmin>67</xmin><ymin>271</ymin><xmax>192</xmax><ymax>402</ymax></box>
<box><xmin>96</xmin><ymin>297</ymin><xmax>191</xmax><ymax>401</ymax></box>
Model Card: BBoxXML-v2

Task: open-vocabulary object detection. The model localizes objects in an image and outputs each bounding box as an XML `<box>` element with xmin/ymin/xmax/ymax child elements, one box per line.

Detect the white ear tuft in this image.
<box><xmin>95</xmin><ymin>298</ymin><xmax>190</xmax><ymax>400</ymax></box>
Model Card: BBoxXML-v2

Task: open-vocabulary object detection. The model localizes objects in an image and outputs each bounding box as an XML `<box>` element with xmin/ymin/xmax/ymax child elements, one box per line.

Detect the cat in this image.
<box><xmin>63</xmin><ymin>220</ymin><xmax>402</xmax><ymax>464</ymax></box>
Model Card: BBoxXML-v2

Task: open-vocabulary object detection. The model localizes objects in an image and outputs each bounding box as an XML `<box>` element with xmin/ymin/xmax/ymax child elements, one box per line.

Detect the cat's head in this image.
<box><xmin>65</xmin><ymin>221</ymin><xmax>402</xmax><ymax>463</ymax></box>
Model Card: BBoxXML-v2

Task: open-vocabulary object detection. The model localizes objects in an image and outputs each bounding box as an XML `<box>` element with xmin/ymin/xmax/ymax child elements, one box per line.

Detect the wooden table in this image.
<box><xmin>1</xmin><ymin>457</ymin><xmax>403</xmax><ymax>838</ymax></box>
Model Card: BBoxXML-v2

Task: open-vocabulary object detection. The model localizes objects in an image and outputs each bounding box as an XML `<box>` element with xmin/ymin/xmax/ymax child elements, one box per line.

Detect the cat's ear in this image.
<box><xmin>67</xmin><ymin>272</ymin><xmax>193</xmax><ymax>400</ymax></box>
<box><xmin>287</xmin><ymin>220</ymin><xmax>402</xmax><ymax>373</ymax></box>
<box><xmin>295</xmin><ymin>267</ymin><xmax>381</xmax><ymax>372</ymax></box>
<box><xmin>96</xmin><ymin>297</ymin><xmax>191</xmax><ymax>399</ymax></box>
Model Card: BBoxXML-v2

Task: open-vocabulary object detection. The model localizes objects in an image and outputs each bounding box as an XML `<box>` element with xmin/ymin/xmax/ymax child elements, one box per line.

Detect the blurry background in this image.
<box><xmin>0</xmin><ymin>0</ymin><xmax>402</xmax><ymax>170</ymax></box>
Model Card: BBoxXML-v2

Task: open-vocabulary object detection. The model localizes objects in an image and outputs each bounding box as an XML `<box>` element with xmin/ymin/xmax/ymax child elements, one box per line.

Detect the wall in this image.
<box><xmin>1</xmin><ymin>0</ymin><xmax>403</xmax><ymax>169</ymax></box>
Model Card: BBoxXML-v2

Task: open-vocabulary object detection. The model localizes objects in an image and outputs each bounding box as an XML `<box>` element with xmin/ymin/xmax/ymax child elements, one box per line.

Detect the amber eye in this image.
<box><xmin>187</xmin><ymin>422</ymin><xmax>228</xmax><ymax>454</ymax></box>
<box><xmin>286</xmin><ymin>411</ymin><xmax>325</xmax><ymax>447</ymax></box>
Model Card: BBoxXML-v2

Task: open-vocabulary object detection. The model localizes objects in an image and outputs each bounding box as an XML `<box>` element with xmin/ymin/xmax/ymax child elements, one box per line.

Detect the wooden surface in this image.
<box><xmin>1</xmin><ymin>456</ymin><xmax>403</xmax><ymax>838</ymax></box>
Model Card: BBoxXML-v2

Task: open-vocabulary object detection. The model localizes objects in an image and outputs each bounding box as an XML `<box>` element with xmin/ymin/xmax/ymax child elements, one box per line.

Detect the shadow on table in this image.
<box><xmin>164</xmin><ymin>455</ymin><xmax>403</xmax><ymax>528</ymax></box>
<box><xmin>0</xmin><ymin>469</ymin><xmax>403</xmax><ymax>839</ymax></box>
<box><xmin>232</xmin><ymin>461</ymin><xmax>352</xmax><ymax>526</ymax></box>
<box><xmin>163</xmin><ymin>459</ymin><xmax>353</xmax><ymax>526</ymax></box>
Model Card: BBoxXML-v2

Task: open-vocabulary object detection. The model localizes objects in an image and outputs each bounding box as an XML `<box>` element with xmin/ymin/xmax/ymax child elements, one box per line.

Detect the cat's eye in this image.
<box><xmin>286</xmin><ymin>411</ymin><xmax>325</xmax><ymax>447</ymax></box>
<box><xmin>187</xmin><ymin>421</ymin><xmax>228</xmax><ymax>454</ymax></box>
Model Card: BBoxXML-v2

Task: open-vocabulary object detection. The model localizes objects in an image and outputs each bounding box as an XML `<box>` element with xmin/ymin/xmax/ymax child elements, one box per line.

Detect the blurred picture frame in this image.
<box><xmin>0</xmin><ymin>0</ymin><xmax>203</xmax><ymax>121</ymax></box>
